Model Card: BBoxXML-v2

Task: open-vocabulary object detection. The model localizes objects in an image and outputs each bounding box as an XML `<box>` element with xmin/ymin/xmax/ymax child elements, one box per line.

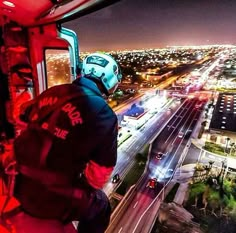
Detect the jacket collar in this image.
<box><xmin>73</xmin><ymin>77</ymin><xmax>103</xmax><ymax>97</ymax></box>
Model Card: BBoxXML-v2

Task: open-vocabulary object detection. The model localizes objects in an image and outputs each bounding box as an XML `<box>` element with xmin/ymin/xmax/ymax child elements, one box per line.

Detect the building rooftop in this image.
<box><xmin>210</xmin><ymin>93</ymin><xmax>236</xmax><ymax>132</ymax></box>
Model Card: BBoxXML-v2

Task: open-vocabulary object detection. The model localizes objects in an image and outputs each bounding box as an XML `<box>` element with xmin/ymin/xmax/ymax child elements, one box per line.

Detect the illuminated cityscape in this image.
<box><xmin>42</xmin><ymin>44</ymin><xmax>236</xmax><ymax>232</ymax></box>
<box><xmin>107</xmin><ymin>45</ymin><xmax>236</xmax><ymax>233</ymax></box>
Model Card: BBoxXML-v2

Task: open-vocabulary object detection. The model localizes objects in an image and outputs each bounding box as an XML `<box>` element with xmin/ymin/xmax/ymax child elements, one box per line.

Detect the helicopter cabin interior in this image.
<box><xmin>0</xmin><ymin>0</ymin><xmax>119</xmax><ymax>140</ymax></box>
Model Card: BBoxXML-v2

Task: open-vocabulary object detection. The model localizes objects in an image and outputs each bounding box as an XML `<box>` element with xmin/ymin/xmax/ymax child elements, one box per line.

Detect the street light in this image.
<box><xmin>225</xmin><ymin>137</ymin><xmax>231</xmax><ymax>154</ymax></box>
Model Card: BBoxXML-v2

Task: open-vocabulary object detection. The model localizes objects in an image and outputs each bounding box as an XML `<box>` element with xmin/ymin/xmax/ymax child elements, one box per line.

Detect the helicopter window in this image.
<box><xmin>45</xmin><ymin>49</ymin><xmax>72</xmax><ymax>88</ymax></box>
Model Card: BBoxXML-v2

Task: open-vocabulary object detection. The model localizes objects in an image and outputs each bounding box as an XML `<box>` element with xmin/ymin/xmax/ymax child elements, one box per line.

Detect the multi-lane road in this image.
<box><xmin>106</xmin><ymin>97</ymin><xmax>207</xmax><ymax>233</ymax></box>
<box><xmin>103</xmin><ymin>97</ymin><xmax>182</xmax><ymax>195</ymax></box>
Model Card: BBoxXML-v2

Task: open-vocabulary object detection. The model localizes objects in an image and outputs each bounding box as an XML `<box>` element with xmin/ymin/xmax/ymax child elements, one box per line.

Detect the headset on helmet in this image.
<box><xmin>82</xmin><ymin>53</ymin><xmax>122</xmax><ymax>95</ymax></box>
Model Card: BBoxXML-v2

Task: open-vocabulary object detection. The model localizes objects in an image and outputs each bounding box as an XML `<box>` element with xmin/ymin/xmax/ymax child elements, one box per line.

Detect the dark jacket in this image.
<box><xmin>14</xmin><ymin>77</ymin><xmax>118</xmax><ymax>219</ymax></box>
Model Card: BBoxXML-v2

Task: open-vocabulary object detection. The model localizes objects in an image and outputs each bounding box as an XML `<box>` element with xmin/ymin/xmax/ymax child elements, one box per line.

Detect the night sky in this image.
<box><xmin>63</xmin><ymin>0</ymin><xmax>236</xmax><ymax>52</ymax></box>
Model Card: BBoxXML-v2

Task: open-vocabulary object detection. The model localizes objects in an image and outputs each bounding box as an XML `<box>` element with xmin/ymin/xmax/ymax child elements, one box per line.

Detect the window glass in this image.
<box><xmin>45</xmin><ymin>49</ymin><xmax>71</xmax><ymax>88</ymax></box>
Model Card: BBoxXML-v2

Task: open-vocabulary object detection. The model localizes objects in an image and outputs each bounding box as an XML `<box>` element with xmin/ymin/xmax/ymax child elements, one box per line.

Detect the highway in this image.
<box><xmin>104</xmin><ymin>74</ymin><xmax>190</xmax><ymax>195</ymax></box>
<box><xmin>103</xmin><ymin>97</ymin><xmax>183</xmax><ymax>195</ymax></box>
<box><xmin>106</xmin><ymin>97</ymin><xmax>207</xmax><ymax>233</ymax></box>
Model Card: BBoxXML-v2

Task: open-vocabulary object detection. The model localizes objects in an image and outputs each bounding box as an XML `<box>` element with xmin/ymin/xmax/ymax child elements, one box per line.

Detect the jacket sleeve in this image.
<box><xmin>84</xmin><ymin>104</ymin><xmax>118</xmax><ymax>189</ymax></box>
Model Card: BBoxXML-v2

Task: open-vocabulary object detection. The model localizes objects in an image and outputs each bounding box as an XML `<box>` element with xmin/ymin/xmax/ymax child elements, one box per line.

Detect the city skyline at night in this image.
<box><xmin>64</xmin><ymin>0</ymin><xmax>236</xmax><ymax>52</ymax></box>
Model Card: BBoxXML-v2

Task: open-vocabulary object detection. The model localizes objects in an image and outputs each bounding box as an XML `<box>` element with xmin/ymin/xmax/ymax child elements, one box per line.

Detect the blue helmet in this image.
<box><xmin>82</xmin><ymin>53</ymin><xmax>122</xmax><ymax>95</ymax></box>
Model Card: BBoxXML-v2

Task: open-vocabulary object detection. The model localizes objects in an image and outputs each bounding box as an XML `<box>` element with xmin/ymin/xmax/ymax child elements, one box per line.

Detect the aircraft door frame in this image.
<box><xmin>28</xmin><ymin>23</ymin><xmax>76</xmax><ymax>94</ymax></box>
<box><xmin>59</xmin><ymin>26</ymin><xmax>80</xmax><ymax>79</ymax></box>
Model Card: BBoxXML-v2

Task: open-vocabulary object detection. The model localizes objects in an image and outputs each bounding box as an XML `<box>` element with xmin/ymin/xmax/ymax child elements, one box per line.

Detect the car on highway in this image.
<box><xmin>147</xmin><ymin>178</ymin><xmax>158</xmax><ymax>189</ymax></box>
<box><xmin>155</xmin><ymin>152</ymin><xmax>164</xmax><ymax>160</ymax></box>
<box><xmin>185</xmin><ymin>129</ymin><xmax>192</xmax><ymax>138</ymax></box>
<box><xmin>166</xmin><ymin>168</ymin><xmax>174</xmax><ymax>176</ymax></box>
<box><xmin>178</xmin><ymin>131</ymin><xmax>184</xmax><ymax>138</ymax></box>
<box><xmin>195</xmin><ymin>103</ymin><xmax>202</xmax><ymax>109</ymax></box>
<box><xmin>112</xmin><ymin>173</ymin><xmax>120</xmax><ymax>183</ymax></box>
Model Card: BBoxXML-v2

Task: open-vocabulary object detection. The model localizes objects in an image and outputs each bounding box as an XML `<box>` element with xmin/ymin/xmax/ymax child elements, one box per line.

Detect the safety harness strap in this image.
<box><xmin>18</xmin><ymin>164</ymin><xmax>70</xmax><ymax>186</ymax></box>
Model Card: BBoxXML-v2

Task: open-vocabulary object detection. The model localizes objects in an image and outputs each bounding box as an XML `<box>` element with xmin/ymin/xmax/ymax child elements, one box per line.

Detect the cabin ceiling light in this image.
<box><xmin>3</xmin><ymin>1</ymin><xmax>15</xmax><ymax>7</ymax></box>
